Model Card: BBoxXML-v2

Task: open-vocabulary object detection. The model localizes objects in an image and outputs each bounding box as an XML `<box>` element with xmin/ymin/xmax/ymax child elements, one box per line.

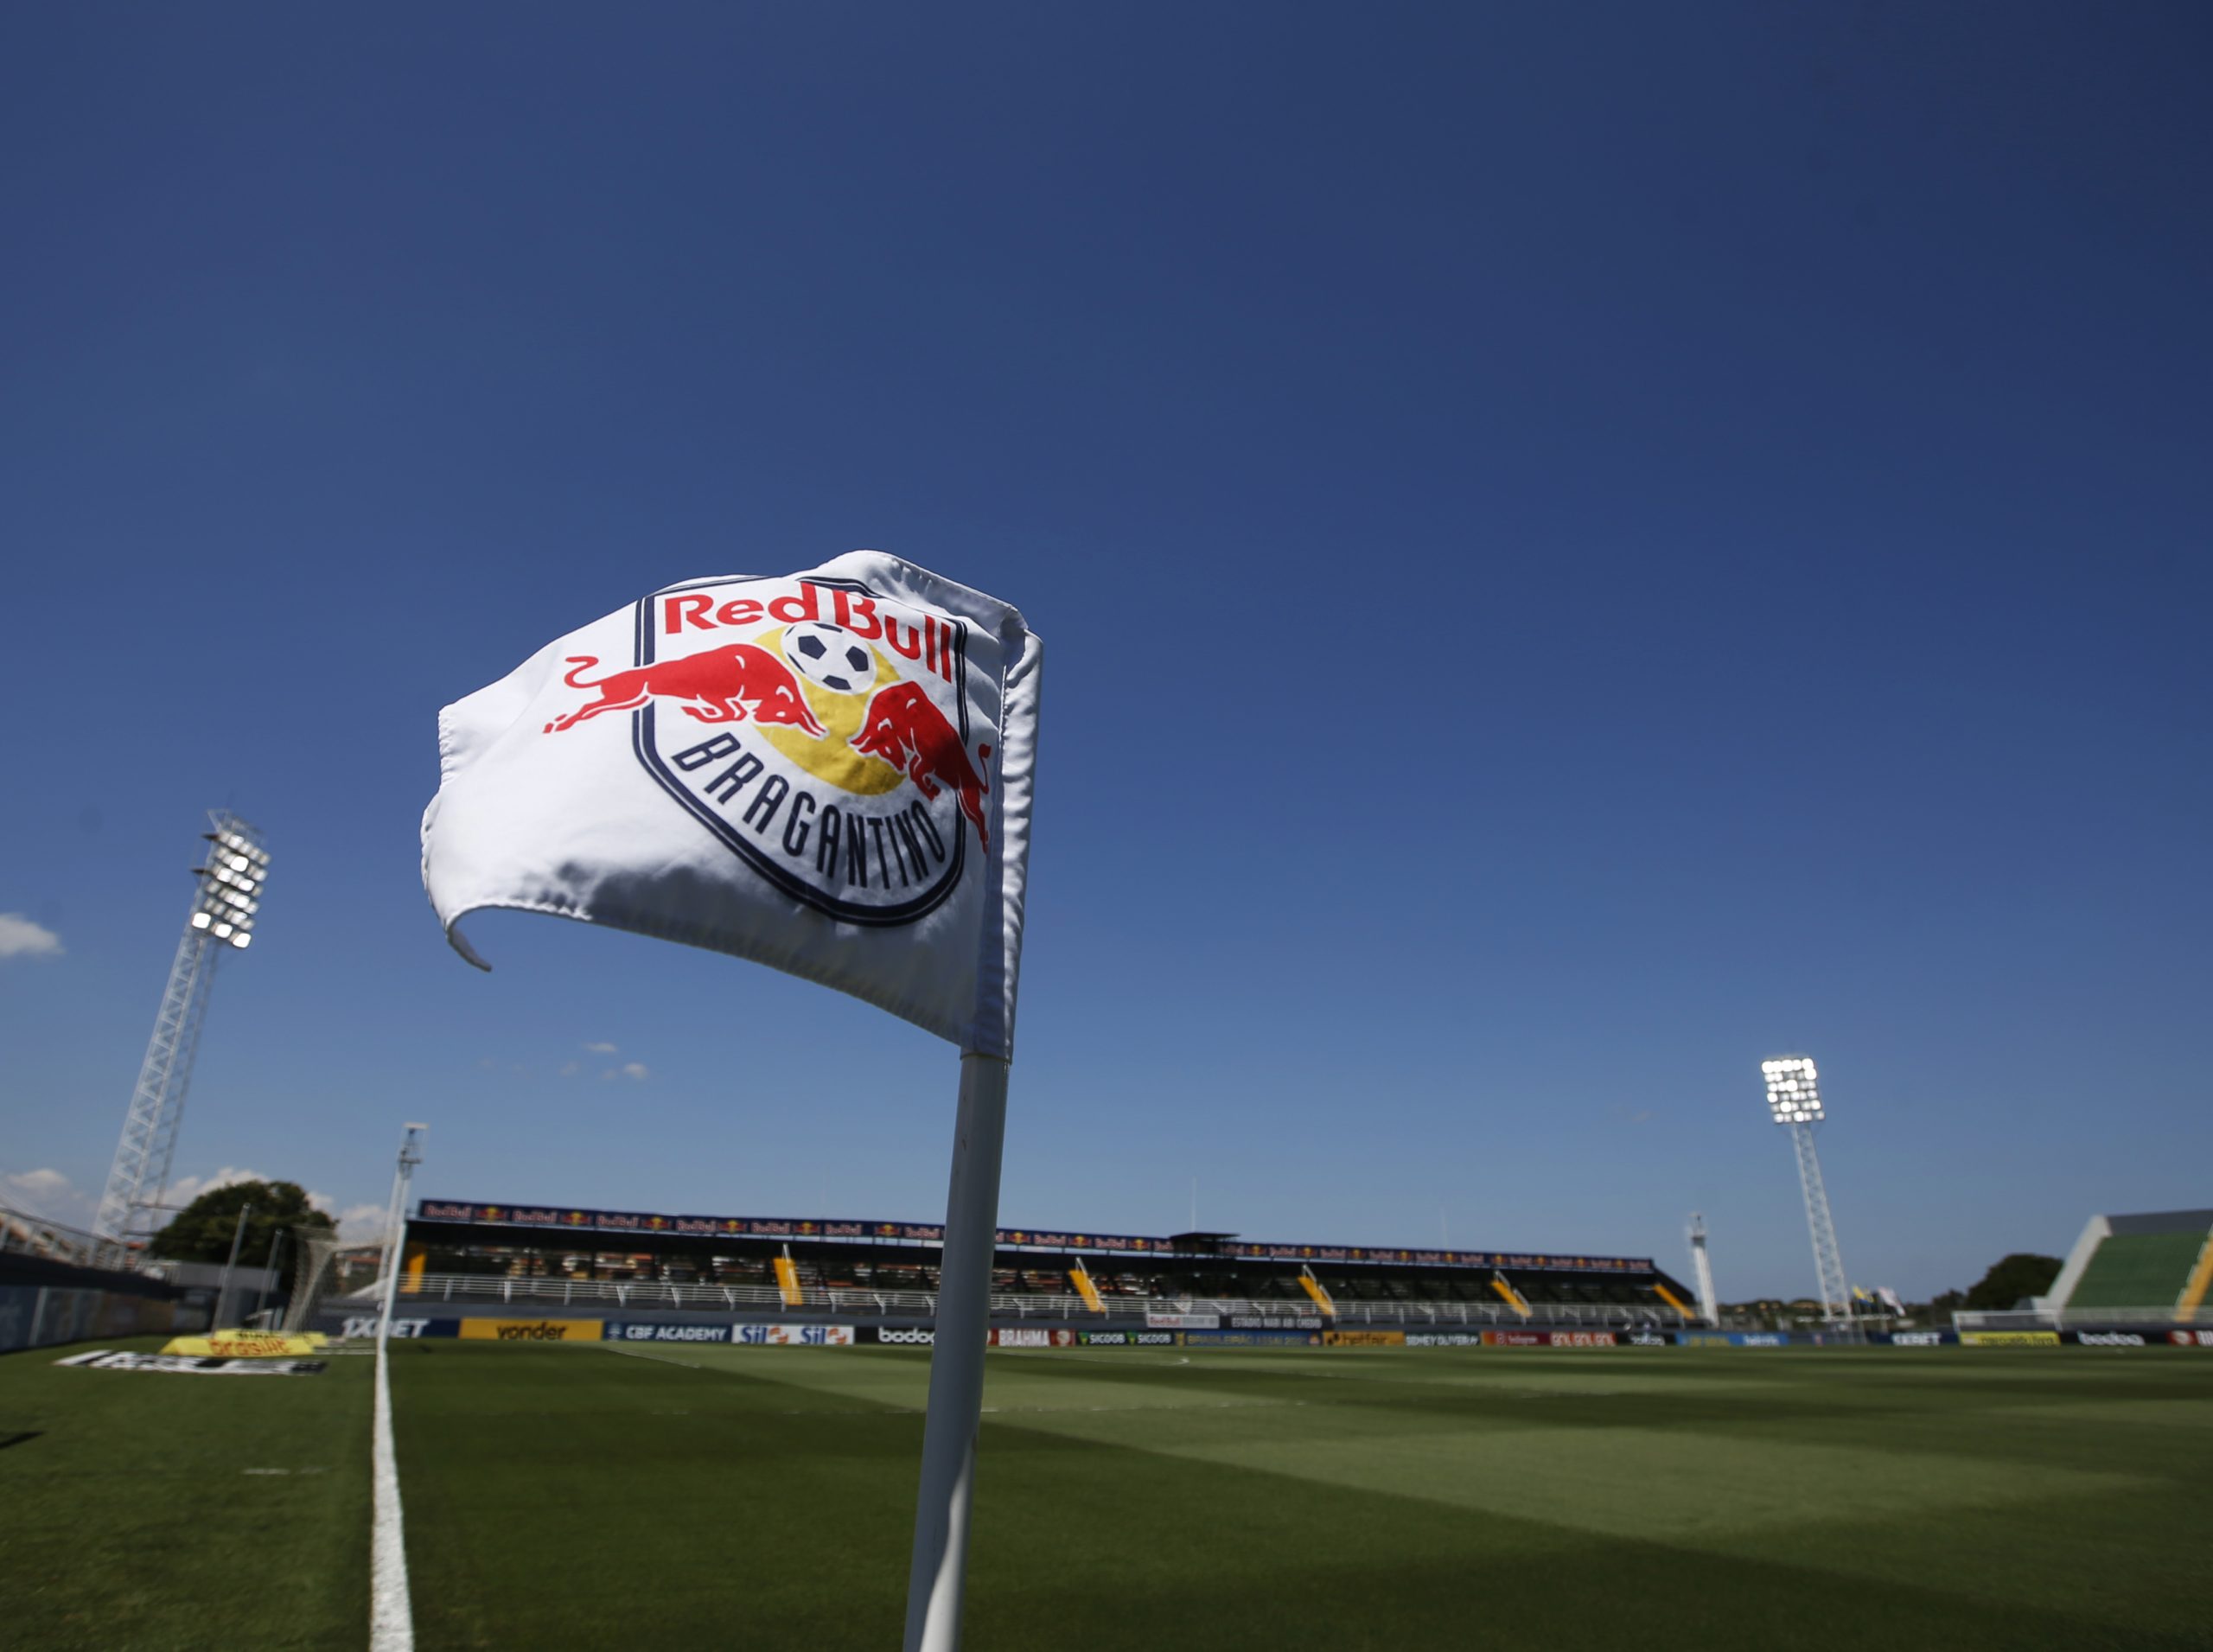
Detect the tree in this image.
<box><xmin>1963</xmin><ymin>1253</ymin><xmax>2062</xmax><ymax>1311</ymax></box>
<box><xmin>147</xmin><ymin>1179</ymin><xmax>334</xmax><ymax>1266</ymax></box>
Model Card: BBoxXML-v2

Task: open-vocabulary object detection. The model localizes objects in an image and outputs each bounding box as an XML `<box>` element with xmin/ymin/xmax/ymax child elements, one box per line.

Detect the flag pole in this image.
<box><xmin>902</xmin><ymin>1051</ymin><xmax>1010</xmax><ymax>1652</ymax></box>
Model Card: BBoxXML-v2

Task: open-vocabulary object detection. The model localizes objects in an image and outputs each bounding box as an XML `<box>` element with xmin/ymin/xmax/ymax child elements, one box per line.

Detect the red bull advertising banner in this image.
<box><xmin>1220</xmin><ymin>1242</ymin><xmax>1651</xmax><ymax>1274</ymax></box>
<box><xmin>415</xmin><ymin>1199</ymin><xmax>1649</xmax><ymax>1275</ymax></box>
<box><xmin>423</xmin><ymin>553</ymin><xmax>1042</xmax><ymax>1057</ymax></box>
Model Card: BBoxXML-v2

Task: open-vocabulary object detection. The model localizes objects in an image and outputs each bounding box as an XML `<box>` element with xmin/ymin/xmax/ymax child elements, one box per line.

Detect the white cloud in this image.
<box><xmin>335</xmin><ymin>1202</ymin><xmax>390</xmax><ymax>1246</ymax></box>
<box><xmin>163</xmin><ymin>1165</ymin><xmax>271</xmax><ymax>1205</ymax></box>
<box><xmin>603</xmin><ymin>1061</ymin><xmax>649</xmax><ymax>1081</ymax></box>
<box><xmin>0</xmin><ymin>915</ymin><xmax>62</xmax><ymax>960</ymax></box>
<box><xmin>584</xmin><ymin>1041</ymin><xmax>618</xmax><ymax>1054</ymax></box>
<box><xmin>558</xmin><ymin>1060</ymin><xmax>581</xmax><ymax>1077</ymax></box>
<box><xmin>3</xmin><ymin>1168</ymin><xmax>92</xmax><ymax>1223</ymax></box>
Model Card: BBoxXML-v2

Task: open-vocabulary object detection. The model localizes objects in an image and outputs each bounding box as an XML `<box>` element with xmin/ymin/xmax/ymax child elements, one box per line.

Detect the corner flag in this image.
<box><xmin>422</xmin><ymin>552</ymin><xmax>1039</xmax><ymax>1058</ymax></box>
<box><xmin>421</xmin><ymin>552</ymin><xmax>1040</xmax><ymax>1650</ymax></box>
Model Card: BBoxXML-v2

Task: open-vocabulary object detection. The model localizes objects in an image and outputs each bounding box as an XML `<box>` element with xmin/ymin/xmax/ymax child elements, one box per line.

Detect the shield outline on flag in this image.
<box><xmin>624</xmin><ymin>574</ymin><xmax>974</xmax><ymax>926</ymax></box>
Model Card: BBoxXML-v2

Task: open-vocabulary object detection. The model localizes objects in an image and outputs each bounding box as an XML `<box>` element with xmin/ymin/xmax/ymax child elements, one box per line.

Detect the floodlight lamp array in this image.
<box><xmin>1761</xmin><ymin>1056</ymin><xmax>1822</xmax><ymax>1125</ymax></box>
<box><xmin>189</xmin><ymin>825</ymin><xmax>271</xmax><ymax>950</ymax></box>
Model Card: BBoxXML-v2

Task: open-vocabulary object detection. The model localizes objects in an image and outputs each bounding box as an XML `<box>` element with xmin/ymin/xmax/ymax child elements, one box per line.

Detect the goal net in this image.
<box><xmin>282</xmin><ymin>1225</ymin><xmax>343</xmax><ymax>1333</ymax></box>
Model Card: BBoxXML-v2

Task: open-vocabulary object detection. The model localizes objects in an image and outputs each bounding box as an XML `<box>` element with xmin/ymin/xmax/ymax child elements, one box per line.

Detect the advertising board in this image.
<box><xmin>162</xmin><ymin>1333</ymin><xmax>324</xmax><ymax>1357</ymax></box>
<box><xmin>608</xmin><ymin>1323</ymin><xmax>740</xmax><ymax>1344</ymax></box>
<box><xmin>1960</xmin><ymin>1330</ymin><xmax>2061</xmax><ymax>1347</ymax></box>
<box><xmin>987</xmin><ymin>1327</ymin><xmax>1079</xmax><ymax>1349</ymax></box>
<box><xmin>55</xmin><ymin>1349</ymin><xmax>327</xmax><ymax>1376</ymax></box>
<box><xmin>1228</xmin><ymin>1315</ymin><xmax>1324</xmax><ymax>1330</ymax></box>
<box><xmin>2167</xmin><ymin>1330</ymin><xmax>2213</xmax><ymax>1348</ymax></box>
<box><xmin>1146</xmin><ymin>1312</ymin><xmax>1220</xmax><ymax>1330</ymax></box>
<box><xmin>458</xmin><ymin>1317</ymin><xmax>604</xmax><ymax>1342</ymax></box>
<box><xmin>1404</xmin><ymin>1332</ymin><xmax>1485</xmax><ymax>1348</ymax></box>
<box><xmin>730</xmin><ymin>1324</ymin><xmax>855</xmax><ymax>1346</ymax></box>
<box><xmin>1676</xmin><ymin>1331</ymin><xmax>1789</xmax><ymax>1348</ymax></box>
<box><xmin>1323</xmin><ymin>1330</ymin><xmax>1406</xmax><ymax>1348</ymax></box>
<box><xmin>1075</xmin><ymin>1330</ymin><xmax>1178</xmax><ymax>1347</ymax></box>
<box><xmin>1181</xmin><ymin>1329</ymin><xmax>1321</xmax><ymax>1347</ymax></box>
<box><xmin>865</xmin><ymin>1326</ymin><xmax>935</xmax><ymax>1345</ymax></box>
<box><xmin>1881</xmin><ymin>1330</ymin><xmax>1954</xmax><ymax>1347</ymax></box>
<box><xmin>339</xmin><ymin>1315</ymin><xmax>456</xmax><ymax>1339</ymax></box>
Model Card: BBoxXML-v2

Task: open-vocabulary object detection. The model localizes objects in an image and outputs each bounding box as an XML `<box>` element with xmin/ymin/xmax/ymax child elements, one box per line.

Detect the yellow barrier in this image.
<box><xmin>1489</xmin><ymin>1276</ymin><xmax>1531</xmax><ymax>1318</ymax></box>
<box><xmin>1068</xmin><ymin>1266</ymin><xmax>1106</xmax><ymax>1313</ymax></box>
<box><xmin>1653</xmin><ymin>1282</ymin><xmax>1694</xmax><ymax>1319</ymax></box>
<box><xmin>163</xmin><ymin>1333</ymin><xmax>327</xmax><ymax>1357</ymax></box>
<box><xmin>457</xmin><ymin>1318</ymin><xmax>604</xmax><ymax>1342</ymax></box>
<box><xmin>2179</xmin><ymin>1236</ymin><xmax>2213</xmax><ymax>1322</ymax></box>
<box><xmin>1298</xmin><ymin>1272</ymin><xmax>1336</xmax><ymax>1315</ymax></box>
<box><xmin>773</xmin><ymin>1254</ymin><xmax>806</xmax><ymax>1308</ymax></box>
<box><xmin>404</xmin><ymin>1250</ymin><xmax>426</xmax><ymax>1294</ymax></box>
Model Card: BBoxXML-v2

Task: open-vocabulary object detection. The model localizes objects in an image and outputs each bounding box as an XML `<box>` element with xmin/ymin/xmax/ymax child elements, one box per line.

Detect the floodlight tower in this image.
<box><xmin>1761</xmin><ymin>1056</ymin><xmax>1849</xmax><ymax>1324</ymax></box>
<box><xmin>92</xmin><ymin>813</ymin><xmax>271</xmax><ymax>1258</ymax></box>
<box><xmin>1687</xmin><ymin>1213</ymin><xmax>1719</xmax><ymax>1326</ymax></box>
<box><xmin>375</xmin><ymin>1124</ymin><xmax>428</xmax><ymax>1344</ymax></box>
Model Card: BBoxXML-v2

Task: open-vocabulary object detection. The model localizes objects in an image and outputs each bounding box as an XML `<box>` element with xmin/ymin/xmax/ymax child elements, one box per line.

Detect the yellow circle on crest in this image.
<box><xmin>758</xmin><ymin>627</ymin><xmax>905</xmax><ymax>796</ymax></box>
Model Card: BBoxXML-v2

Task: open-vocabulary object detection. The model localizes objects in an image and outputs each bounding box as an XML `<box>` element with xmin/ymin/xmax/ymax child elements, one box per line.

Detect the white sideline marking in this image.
<box><xmin>370</xmin><ymin>1336</ymin><xmax>414</xmax><ymax>1651</ymax></box>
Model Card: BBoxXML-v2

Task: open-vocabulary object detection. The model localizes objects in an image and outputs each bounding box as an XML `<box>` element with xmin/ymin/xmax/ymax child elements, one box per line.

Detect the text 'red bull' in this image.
<box><xmin>662</xmin><ymin>583</ymin><xmax>957</xmax><ymax>683</ymax></box>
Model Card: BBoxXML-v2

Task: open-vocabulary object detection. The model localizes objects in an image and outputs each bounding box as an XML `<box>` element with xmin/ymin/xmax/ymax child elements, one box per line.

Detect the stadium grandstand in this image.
<box><xmin>1958</xmin><ymin>1208</ymin><xmax>2213</xmax><ymax>1333</ymax></box>
<box><xmin>361</xmin><ymin>1199</ymin><xmax>1701</xmax><ymax>1332</ymax></box>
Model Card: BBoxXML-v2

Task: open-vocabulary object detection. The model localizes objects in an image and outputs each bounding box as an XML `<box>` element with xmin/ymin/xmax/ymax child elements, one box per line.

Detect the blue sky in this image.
<box><xmin>2</xmin><ymin>4</ymin><xmax>2206</xmax><ymax>1298</ymax></box>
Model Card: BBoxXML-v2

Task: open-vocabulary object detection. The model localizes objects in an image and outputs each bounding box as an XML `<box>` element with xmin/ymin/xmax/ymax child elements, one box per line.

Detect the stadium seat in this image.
<box><xmin>2069</xmin><ymin>1231</ymin><xmax>2210</xmax><ymax>1311</ymax></box>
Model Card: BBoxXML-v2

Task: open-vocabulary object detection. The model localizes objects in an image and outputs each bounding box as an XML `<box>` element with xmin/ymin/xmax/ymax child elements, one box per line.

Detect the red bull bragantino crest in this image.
<box><xmin>422</xmin><ymin>552</ymin><xmax>1040</xmax><ymax>1056</ymax></box>
<box><xmin>548</xmin><ymin>572</ymin><xmax>990</xmax><ymax>922</ymax></box>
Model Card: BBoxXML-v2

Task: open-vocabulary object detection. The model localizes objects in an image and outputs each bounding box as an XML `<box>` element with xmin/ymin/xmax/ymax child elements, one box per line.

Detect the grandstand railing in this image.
<box><xmin>1955</xmin><ymin>1307</ymin><xmax>2200</xmax><ymax>1331</ymax></box>
<box><xmin>396</xmin><ymin>1272</ymin><xmax>1686</xmax><ymax>1328</ymax></box>
<box><xmin>0</xmin><ymin>1202</ymin><xmax>120</xmax><ymax>1272</ymax></box>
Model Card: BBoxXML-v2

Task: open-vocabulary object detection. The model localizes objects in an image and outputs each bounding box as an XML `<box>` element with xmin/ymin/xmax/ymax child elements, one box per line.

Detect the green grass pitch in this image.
<box><xmin>3</xmin><ymin>1338</ymin><xmax>2210</xmax><ymax>1649</ymax></box>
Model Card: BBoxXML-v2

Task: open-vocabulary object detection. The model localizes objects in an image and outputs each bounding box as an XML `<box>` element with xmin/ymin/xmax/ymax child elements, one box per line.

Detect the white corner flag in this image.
<box><xmin>421</xmin><ymin>551</ymin><xmax>1039</xmax><ymax>1649</ymax></box>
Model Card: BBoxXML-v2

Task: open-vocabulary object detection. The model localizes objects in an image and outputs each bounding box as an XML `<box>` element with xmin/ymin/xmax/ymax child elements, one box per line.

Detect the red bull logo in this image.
<box><xmin>544</xmin><ymin>646</ymin><xmax>826</xmax><ymax>737</ymax></box>
<box><xmin>537</xmin><ymin>574</ymin><xmax>992</xmax><ymax>923</ymax></box>
<box><xmin>850</xmin><ymin>683</ymin><xmax>992</xmax><ymax>852</ymax></box>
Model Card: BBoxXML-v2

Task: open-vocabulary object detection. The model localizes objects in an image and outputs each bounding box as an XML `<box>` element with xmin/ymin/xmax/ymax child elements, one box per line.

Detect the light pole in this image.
<box><xmin>1687</xmin><ymin>1213</ymin><xmax>1719</xmax><ymax>1326</ymax></box>
<box><xmin>376</xmin><ymin>1125</ymin><xmax>427</xmax><ymax>1347</ymax></box>
<box><xmin>1762</xmin><ymin>1056</ymin><xmax>1850</xmax><ymax>1325</ymax></box>
<box><xmin>93</xmin><ymin>813</ymin><xmax>271</xmax><ymax>1262</ymax></box>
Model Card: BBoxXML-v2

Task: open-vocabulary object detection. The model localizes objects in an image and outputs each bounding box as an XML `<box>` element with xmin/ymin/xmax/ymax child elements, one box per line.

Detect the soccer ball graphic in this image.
<box><xmin>781</xmin><ymin>622</ymin><xmax>877</xmax><ymax>695</ymax></box>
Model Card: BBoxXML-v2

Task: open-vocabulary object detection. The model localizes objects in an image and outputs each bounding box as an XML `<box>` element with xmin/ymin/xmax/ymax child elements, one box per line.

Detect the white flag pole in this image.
<box><xmin>901</xmin><ymin>1051</ymin><xmax>1011</xmax><ymax>1652</ymax></box>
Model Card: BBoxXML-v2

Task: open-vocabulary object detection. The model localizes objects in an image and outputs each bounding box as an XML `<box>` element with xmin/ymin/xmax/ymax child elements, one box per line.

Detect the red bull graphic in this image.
<box><xmin>537</xmin><ymin>573</ymin><xmax>993</xmax><ymax>924</ymax></box>
<box><xmin>544</xmin><ymin>647</ymin><xmax>827</xmax><ymax>737</ymax></box>
<box><xmin>850</xmin><ymin>682</ymin><xmax>992</xmax><ymax>852</ymax></box>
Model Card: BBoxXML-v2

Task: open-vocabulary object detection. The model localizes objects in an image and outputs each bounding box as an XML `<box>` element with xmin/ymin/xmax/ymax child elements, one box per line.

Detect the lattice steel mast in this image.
<box><xmin>92</xmin><ymin>813</ymin><xmax>271</xmax><ymax>1256</ymax></box>
<box><xmin>1761</xmin><ymin>1056</ymin><xmax>1849</xmax><ymax>1324</ymax></box>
